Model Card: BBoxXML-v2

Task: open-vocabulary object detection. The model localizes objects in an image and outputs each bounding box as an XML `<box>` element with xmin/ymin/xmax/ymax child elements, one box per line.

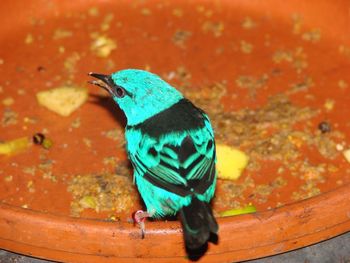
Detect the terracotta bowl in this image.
<box><xmin>1</xmin><ymin>1</ymin><xmax>350</xmax><ymax>262</ymax></box>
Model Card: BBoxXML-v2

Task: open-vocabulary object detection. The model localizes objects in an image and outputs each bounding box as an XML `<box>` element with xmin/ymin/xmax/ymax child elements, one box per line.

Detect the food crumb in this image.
<box><xmin>90</xmin><ymin>33</ymin><xmax>117</xmax><ymax>58</ymax></box>
<box><xmin>58</xmin><ymin>46</ymin><xmax>65</xmax><ymax>53</ymax></box>
<box><xmin>42</xmin><ymin>171</ymin><xmax>57</xmax><ymax>182</ymax></box>
<box><xmin>4</xmin><ymin>175</ymin><xmax>13</xmax><ymax>182</ymax></box>
<box><xmin>53</xmin><ymin>29</ymin><xmax>73</xmax><ymax>40</ymax></box>
<box><xmin>338</xmin><ymin>45</ymin><xmax>350</xmax><ymax>56</ymax></box>
<box><xmin>23</xmin><ymin>166</ymin><xmax>36</xmax><ymax>176</ymax></box>
<box><xmin>324</xmin><ymin>99</ymin><xmax>335</xmax><ymax>111</ymax></box>
<box><xmin>79</xmin><ymin>195</ymin><xmax>97</xmax><ymax>209</ymax></box>
<box><xmin>88</xmin><ymin>7</ymin><xmax>99</xmax><ymax>17</ymax></box>
<box><xmin>242</xmin><ymin>17</ymin><xmax>257</xmax><ymax>29</ymax></box>
<box><xmin>42</xmin><ymin>138</ymin><xmax>53</xmax><ymax>150</ymax></box>
<box><xmin>292</xmin><ymin>182</ymin><xmax>321</xmax><ymax>201</ymax></box>
<box><xmin>172</xmin><ymin>8</ymin><xmax>183</xmax><ymax>17</ymax></box>
<box><xmin>240</xmin><ymin>40</ymin><xmax>253</xmax><ymax>54</ymax></box>
<box><xmin>71</xmin><ymin>117</ymin><xmax>81</xmax><ymax>129</ymax></box>
<box><xmin>17</xmin><ymin>89</ymin><xmax>26</xmax><ymax>95</ymax></box>
<box><xmin>64</xmin><ymin>52</ymin><xmax>81</xmax><ymax>75</ymax></box>
<box><xmin>140</xmin><ymin>8</ymin><xmax>152</xmax><ymax>16</ymax></box>
<box><xmin>1</xmin><ymin>108</ymin><xmax>18</xmax><ymax>127</ymax></box>
<box><xmin>336</xmin><ymin>144</ymin><xmax>344</xmax><ymax>151</ymax></box>
<box><xmin>25</xmin><ymin>34</ymin><xmax>34</xmax><ymax>44</ymax></box>
<box><xmin>235</xmin><ymin>74</ymin><xmax>268</xmax><ymax>98</ymax></box>
<box><xmin>336</xmin><ymin>179</ymin><xmax>343</xmax><ymax>185</ymax></box>
<box><xmin>108</xmin><ymin>214</ymin><xmax>120</xmax><ymax>221</ymax></box>
<box><xmin>2</xmin><ymin>97</ymin><xmax>14</xmax><ymax>106</ymax></box>
<box><xmin>196</xmin><ymin>5</ymin><xmax>213</xmax><ymax>17</ymax></box>
<box><xmin>202</xmin><ymin>21</ymin><xmax>224</xmax><ymax>37</ymax></box>
<box><xmin>27</xmin><ymin>180</ymin><xmax>35</xmax><ymax>193</ymax></box>
<box><xmin>287</xmin><ymin>77</ymin><xmax>314</xmax><ymax>95</ymax></box>
<box><xmin>103</xmin><ymin>156</ymin><xmax>118</xmax><ymax>166</ymax></box>
<box><xmin>343</xmin><ymin>149</ymin><xmax>350</xmax><ymax>163</ymax></box>
<box><xmin>302</xmin><ymin>29</ymin><xmax>321</xmax><ymax>42</ymax></box>
<box><xmin>68</xmin><ymin>173</ymin><xmax>138</xmax><ymax>216</ymax></box>
<box><xmin>272</xmin><ymin>47</ymin><xmax>307</xmax><ymax>73</ymax></box>
<box><xmin>82</xmin><ymin>138</ymin><xmax>92</xmax><ymax>148</ymax></box>
<box><xmin>338</xmin><ymin>80</ymin><xmax>348</xmax><ymax>90</ymax></box>
<box><xmin>291</xmin><ymin>13</ymin><xmax>303</xmax><ymax>34</ymax></box>
<box><xmin>102</xmin><ymin>128</ymin><xmax>124</xmax><ymax>144</ymax></box>
<box><xmin>101</xmin><ymin>13</ymin><xmax>114</xmax><ymax>31</ymax></box>
<box><xmin>172</xmin><ymin>30</ymin><xmax>192</xmax><ymax>48</ymax></box>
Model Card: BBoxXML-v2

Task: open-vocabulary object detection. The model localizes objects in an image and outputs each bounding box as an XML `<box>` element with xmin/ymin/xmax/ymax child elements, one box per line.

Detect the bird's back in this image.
<box><xmin>125</xmin><ymin>98</ymin><xmax>217</xmax><ymax>216</ymax></box>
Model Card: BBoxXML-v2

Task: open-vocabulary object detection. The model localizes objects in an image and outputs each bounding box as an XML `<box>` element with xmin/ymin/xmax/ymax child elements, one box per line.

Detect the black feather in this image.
<box><xmin>139</xmin><ymin>136</ymin><xmax>216</xmax><ymax>197</ymax></box>
<box><xmin>179</xmin><ymin>197</ymin><xmax>218</xmax><ymax>251</ymax></box>
<box><xmin>127</xmin><ymin>99</ymin><xmax>205</xmax><ymax>138</ymax></box>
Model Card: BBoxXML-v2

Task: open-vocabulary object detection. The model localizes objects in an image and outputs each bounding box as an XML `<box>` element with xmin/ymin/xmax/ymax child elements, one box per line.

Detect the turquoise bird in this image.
<box><xmin>89</xmin><ymin>69</ymin><xmax>218</xmax><ymax>252</ymax></box>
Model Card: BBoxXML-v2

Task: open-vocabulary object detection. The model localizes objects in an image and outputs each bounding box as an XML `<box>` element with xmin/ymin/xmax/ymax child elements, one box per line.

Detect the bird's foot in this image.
<box><xmin>132</xmin><ymin>210</ymin><xmax>151</xmax><ymax>239</ymax></box>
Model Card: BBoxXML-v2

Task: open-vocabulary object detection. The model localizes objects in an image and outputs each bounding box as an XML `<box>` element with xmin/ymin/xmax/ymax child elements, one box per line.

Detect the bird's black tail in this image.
<box><xmin>179</xmin><ymin>197</ymin><xmax>218</xmax><ymax>253</ymax></box>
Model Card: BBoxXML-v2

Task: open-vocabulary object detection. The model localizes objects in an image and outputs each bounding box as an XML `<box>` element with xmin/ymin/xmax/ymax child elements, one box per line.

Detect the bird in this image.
<box><xmin>89</xmin><ymin>69</ymin><xmax>218</xmax><ymax>253</ymax></box>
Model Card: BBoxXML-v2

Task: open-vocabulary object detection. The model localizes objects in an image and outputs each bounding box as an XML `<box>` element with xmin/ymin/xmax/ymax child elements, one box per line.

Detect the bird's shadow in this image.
<box><xmin>89</xmin><ymin>94</ymin><xmax>127</xmax><ymax>127</ymax></box>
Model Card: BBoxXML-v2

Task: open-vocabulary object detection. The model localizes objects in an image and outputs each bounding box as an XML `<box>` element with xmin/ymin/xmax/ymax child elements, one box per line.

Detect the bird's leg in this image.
<box><xmin>132</xmin><ymin>210</ymin><xmax>152</xmax><ymax>239</ymax></box>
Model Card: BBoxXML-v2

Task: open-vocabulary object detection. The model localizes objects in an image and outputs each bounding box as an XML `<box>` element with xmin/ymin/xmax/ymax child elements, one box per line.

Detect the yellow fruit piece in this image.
<box><xmin>42</xmin><ymin>138</ymin><xmax>53</xmax><ymax>149</ymax></box>
<box><xmin>0</xmin><ymin>137</ymin><xmax>30</xmax><ymax>155</ymax></box>
<box><xmin>90</xmin><ymin>34</ymin><xmax>117</xmax><ymax>58</ymax></box>
<box><xmin>219</xmin><ymin>204</ymin><xmax>257</xmax><ymax>217</ymax></box>
<box><xmin>216</xmin><ymin>144</ymin><xmax>249</xmax><ymax>180</ymax></box>
<box><xmin>36</xmin><ymin>86</ymin><xmax>88</xmax><ymax>117</ymax></box>
<box><xmin>79</xmin><ymin>196</ymin><xmax>97</xmax><ymax>209</ymax></box>
<box><xmin>343</xmin><ymin>149</ymin><xmax>350</xmax><ymax>163</ymax></box>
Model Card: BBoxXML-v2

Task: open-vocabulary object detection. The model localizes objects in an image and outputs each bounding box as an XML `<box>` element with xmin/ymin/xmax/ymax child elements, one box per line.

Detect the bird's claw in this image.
<box><xmin>132</xmin><ymin>210</ymin><xmax>150</xmax><ymax>239</ymax></box>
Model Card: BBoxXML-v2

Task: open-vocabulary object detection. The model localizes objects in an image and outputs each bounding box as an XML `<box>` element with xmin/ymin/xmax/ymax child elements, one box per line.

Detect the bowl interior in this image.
<box><xmin>0</xmin><ymin>0</ymin><xmax>350</xmax><ymax>262</ymax></box>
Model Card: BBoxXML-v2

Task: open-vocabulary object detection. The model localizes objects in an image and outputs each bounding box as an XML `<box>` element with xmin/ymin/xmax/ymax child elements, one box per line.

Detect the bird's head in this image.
<box><xmin>89</xmin><ymin>69</ymin><xmax>183</xmax><ymax>125</ymax></box>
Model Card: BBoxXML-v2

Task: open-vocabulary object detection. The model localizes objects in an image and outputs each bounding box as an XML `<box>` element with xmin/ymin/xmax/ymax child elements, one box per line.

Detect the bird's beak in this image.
<box><xmin>88</xmin><ymin>72</ymin><xmax>115</xmax><ymax>95</ymax></box>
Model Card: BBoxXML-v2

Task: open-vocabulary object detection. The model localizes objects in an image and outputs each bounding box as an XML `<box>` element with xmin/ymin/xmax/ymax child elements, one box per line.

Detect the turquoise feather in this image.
<box><xmin>126</xmin><ymin>123</ymin><xmax>216</xmax><ymax>217</ymax></box>
<box><xmin>111</xmin><ymin>69</ymin><xmax>183</xmax><ymax>126</ymax></box>
<box><xmin>89</xmin><ymin>69</ymin><xmax>218</xmax><ymax>252</ymax></box>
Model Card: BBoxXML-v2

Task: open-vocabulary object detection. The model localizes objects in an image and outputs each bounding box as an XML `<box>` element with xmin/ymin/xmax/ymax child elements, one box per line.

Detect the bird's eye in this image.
<box><xmin>115</xmin><ymin>86</ymin><xmax>126</xmax><ymax>98</ymax></box>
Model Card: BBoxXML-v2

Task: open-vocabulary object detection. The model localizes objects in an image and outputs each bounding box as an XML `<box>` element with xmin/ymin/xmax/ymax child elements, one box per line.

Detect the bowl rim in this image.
<box><xmin>1</xmin><ymin>182</ymin><xmax>350</xmax><ymax>262</ymax></box>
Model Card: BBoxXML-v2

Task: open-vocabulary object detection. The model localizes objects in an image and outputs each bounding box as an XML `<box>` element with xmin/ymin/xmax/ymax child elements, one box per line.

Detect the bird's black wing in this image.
<box><xmin>130</xmin><ymin>133</ymin><xmax>216</xmax><ymax>197</ymax></box>
<box><xmin>127</xmin><ymin>99</ymin><xmax>216</xmax><ymax>197</ymax></box>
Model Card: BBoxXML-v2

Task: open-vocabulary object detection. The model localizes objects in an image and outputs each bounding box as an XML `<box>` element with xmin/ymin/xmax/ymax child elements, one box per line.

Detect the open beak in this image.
<box><xmin>88</xmin><ymin>72</ymin><xmax>115</xmax><ymax>94</ymax></box>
